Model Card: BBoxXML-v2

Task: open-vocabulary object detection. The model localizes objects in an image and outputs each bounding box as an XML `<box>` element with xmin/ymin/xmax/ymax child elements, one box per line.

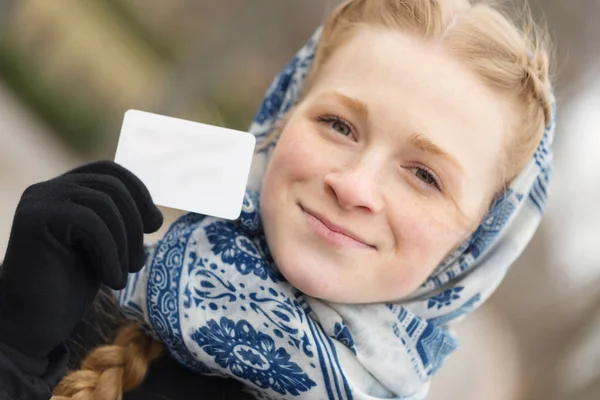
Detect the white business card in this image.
<box><xmin>114</xmin><ymin>110</ymin><xmax>256</xmax><ymax>220</ymax></box>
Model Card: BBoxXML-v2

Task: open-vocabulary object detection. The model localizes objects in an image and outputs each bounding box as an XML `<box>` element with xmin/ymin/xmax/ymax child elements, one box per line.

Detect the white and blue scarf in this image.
<box><xmin>116</xmin><ymin>29</ymin><xmax>556</xmax><ymax>399</ymax></box>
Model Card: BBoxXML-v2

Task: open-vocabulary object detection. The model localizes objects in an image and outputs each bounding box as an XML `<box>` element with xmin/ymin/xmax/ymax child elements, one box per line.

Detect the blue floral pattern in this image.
<box><xmin>182</xmin><ymin>254</ymin><xmax>237</xmax><ymax>309</ymax></box>
<box><xmin>388</xmin><ymin>304</ymin><xmax>458</xmax><ymax>378</ymax></box>
<box><xmin>254</xmin><ymin>57</ymin><xmax>299</xmax><ymax>126</ymax></box>
<box><xmin>205</xmin><ymin>220</ymin><xmax>281</xmax><ymax>282</ymax></box>
<box><xmin>468</xmin><ymin>189</ymin><xmax>524</xmax><ymax>259</ymax></box>
<box><xmin>333</xmin><ymin>322</ymin><xmax>356</xmax><ymax>354</ymax></box>
<box><xmin>427</xmin><ymin>287</ymin><xmax>465</xmax><ymax>310</ymax></box>
<box><xmin>239</xmin><ymin>190</ymin><xmax>263</xmax><ymax>233</ymax></box>
<box><xmin>416</xmin><ymin>323</ymin><xmax>458</xmax><ymax>377</ymax></box>
<box><xmin>191</xmin><ymin>317</ymin><xmax>317</xmax><ymax>396</ymax></box>
<box><xmin>427</xmin><ymin>293</ymin><xmax>481</xmax><ymax>327</ymax></box>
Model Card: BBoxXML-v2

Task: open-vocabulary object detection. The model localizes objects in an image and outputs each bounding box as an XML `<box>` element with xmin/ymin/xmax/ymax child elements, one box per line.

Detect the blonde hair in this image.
<box><xmin>53</xmin><ymin>1</ymin><xmax>553</xmax><ymax>398</ymax></box>
<box><xmin>52</xmin><ymin>323</ymin><xmax>162</xmax><ymax>399</ymax></box>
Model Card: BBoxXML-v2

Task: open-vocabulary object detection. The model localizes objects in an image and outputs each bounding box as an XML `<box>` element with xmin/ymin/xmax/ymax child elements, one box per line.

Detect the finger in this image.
<box><xmin>67</xmin><ymin>160</ymin><xmax>164</xmax><ymax>233</ymax></box>
<box><xmin>74</xmin><ymin>174</ymin><xmax>146</xmax><ymax>273</ymax></box>
<box><xmin>46</xmin><ymin>198</ymin><xmax>127</xmax><ymax>289</ymax></box>
<box><xmin>67</xmin><ymin>185</ymin><xmax>129</xmax><ymax>288</ymax></box>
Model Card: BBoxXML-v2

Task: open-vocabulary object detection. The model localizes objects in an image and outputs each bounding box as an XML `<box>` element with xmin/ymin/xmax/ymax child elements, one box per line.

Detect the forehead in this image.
<box><xmin>306</xmin><ymin>28</ymin><xmax>510</xmax><ymax>210</ymax></box>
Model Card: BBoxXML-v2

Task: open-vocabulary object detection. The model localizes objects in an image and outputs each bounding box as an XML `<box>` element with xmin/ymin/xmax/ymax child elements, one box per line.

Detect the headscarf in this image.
<box><xmin>117</xmin><ymin>28</ymin><xmax>556</xmax><ymax>399</ymax></box>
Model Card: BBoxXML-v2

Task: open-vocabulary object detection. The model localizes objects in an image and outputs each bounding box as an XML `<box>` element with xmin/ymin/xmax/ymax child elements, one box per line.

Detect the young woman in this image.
<box><xmin>0</xmin><ymin>0</ymin><xmax>555</xmax><ymax>399</ymax></box>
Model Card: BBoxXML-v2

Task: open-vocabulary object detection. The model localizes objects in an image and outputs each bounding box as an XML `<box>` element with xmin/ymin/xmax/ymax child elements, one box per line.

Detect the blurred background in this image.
<box><xmin>0</xmin><ymin>0</ymin><xmax>598</xmax><ymax>399</ymax></box>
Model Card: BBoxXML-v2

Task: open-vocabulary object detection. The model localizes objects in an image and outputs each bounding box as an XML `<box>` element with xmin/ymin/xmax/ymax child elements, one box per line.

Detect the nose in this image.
<box><xmin>324</xmin><ymin>154</ymin><xmax>385</xmax><ymax>213</ymax></box>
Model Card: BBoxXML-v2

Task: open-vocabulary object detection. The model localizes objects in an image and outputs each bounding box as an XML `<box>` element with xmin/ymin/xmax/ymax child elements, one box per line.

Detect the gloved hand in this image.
<box><xmin>0</xmin><ymin>160</ymin><xmax>163</xmax><ymax>359</ymax></box>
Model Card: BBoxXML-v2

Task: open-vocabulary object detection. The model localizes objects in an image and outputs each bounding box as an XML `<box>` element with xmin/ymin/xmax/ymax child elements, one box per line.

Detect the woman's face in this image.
<box><xmin>261</xmin><ymin>28</ymin><xmax>512</xmax><ymax>303</ymax></box>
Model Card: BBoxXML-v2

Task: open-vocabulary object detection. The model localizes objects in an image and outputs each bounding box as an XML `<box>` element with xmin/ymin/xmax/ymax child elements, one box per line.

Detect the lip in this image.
<box><xmin>301</xmin><ymin>205</ymin><xmax>375</xmax><ymax>250</ymax></box>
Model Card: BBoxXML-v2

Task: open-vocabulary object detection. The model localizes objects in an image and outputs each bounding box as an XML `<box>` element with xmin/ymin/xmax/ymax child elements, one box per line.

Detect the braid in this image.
<box><xmin>52</xmin><ymin>323</ymin><xmax>163</xmax><ymax>400</ymax></box>
<box><xmin>522</xmin><ymin>50</ymin><xmax>552</xmax><ymax>126</ymax></box>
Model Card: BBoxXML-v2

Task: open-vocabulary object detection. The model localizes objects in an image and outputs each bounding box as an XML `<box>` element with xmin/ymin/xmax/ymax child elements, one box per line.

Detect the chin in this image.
<box><xmin>278</xmin><ymin>261</ymin><xmax>328</xmax><ymax>298</ymax></box>
<box><xmin>275</xmin><ymin>254</ymin><xmax>347</xmax><ymax>302</ymax></box>
<box><xmin>277</xmin><ymin>257</ymin><xmax>409</xmax><ymax>304</ymax></box>
<box><xmin>277</xmin><ymin>258</ymin><xmax>380</xmax><ymax>304</ymax></box>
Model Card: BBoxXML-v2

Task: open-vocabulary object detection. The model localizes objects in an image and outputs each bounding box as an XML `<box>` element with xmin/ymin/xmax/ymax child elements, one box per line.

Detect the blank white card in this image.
<box><xmin>114</xmin><ymin>110</ymin><xmax>256</xmax><ymax>220</ymax></box>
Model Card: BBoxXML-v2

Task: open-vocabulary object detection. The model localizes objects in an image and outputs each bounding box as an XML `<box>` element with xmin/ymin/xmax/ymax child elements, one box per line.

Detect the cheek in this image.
<box><xmin>260</xmin><ymin>121</ymin><xmax>321</xmax><ymax>231</ymax></box>
<box><xmin>261</xmin><ymin>121</ymin><xmax>330</xmax><ymax>285</ymax></box>
<box><xmin>390</xmin><ymin>197</ymin><xmax>467</xmax><ymax>254</ymax></box>
<box><xmin>262</xmin><ymin>121</ymin><xmax>328</xmax><ymax>191</ymax></box>
<box><xmin>384</xmin><ymin>206</ymin><xmax>469</xmax><ymax>294</ymax></box>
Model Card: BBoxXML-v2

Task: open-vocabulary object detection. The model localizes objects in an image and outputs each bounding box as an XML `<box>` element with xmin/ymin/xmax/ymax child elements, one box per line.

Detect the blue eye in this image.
<box><xmin>318</xmin><ymin>115</ymin><xmax>354</xmax><ymax>137</ymax></box>
<box><xmin>409</xmin><ymin>167</ymin><xmax>442</xmax><ymax>191</ymax></box>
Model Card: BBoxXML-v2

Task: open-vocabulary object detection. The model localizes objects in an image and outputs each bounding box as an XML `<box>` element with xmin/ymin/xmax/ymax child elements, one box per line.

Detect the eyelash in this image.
<box><xmin>316</xmin><ymin>114</ymin><xmax>443</xmax><ymax>192</ymax></box>
<box><xmin>317</xmin><ymin>115</ymin><xmax>356</xmax><ymax>139</ymax></box>
<box><xmin>405</xmin><ymin>165</ymin><xmax>443</xmax><ymax>192</ymax></box>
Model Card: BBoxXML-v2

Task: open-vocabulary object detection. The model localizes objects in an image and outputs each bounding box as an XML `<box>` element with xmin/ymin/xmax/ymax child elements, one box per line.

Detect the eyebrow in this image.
<box><xmin>409</xmin><ymin>133</ymin><xmax>465</xmax><ymax>173</ymax></box>
<box><xmin>320</xmin><ymin>91</ymin><xmax>464</xmax><ymax>173</ymax></box>
<box><xmin>321</xmin><ymin>91</ymin><xmax>369</xmax><ymax>118</ymax></box>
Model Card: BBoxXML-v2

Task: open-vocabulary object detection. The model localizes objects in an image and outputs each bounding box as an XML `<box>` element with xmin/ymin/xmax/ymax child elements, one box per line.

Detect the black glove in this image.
<box><xmin>0</xmin><ymin>160</ymin><xmax>163</xmax><ymax>359</ymax></box>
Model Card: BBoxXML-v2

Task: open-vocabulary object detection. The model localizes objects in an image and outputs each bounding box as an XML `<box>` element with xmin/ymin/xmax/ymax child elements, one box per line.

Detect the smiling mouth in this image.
<box><xmin>300</xmin><ymin>205</ymin><xmax>375</xmax><ymax>250</ymax></box>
